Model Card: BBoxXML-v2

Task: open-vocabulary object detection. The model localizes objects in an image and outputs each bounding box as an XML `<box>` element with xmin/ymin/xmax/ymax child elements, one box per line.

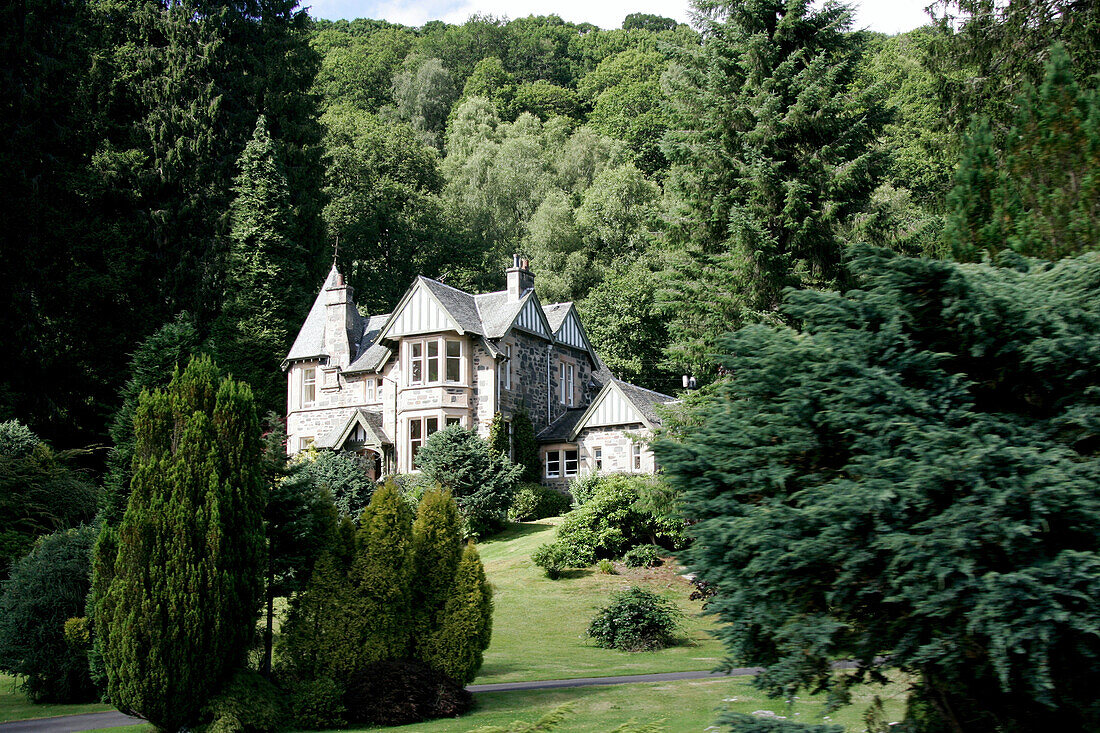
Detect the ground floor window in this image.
<box><xmin>544</xmin><ymin>448</ymin><xmax>579</xmax><ymax>479</ymax></box>
<box><xmin>409</xmin><ymin>416</ymin><xmax>439</xmax><ymax>465</ymax></box>
<box><xmin>593</xmin><ymin>446</ymin><xmax>602</xmax><ymax>471</ymax></box>
<box><xmin>632</xmin><ymin>443</ymin><xmax>642</xmax><ymax>471</ymax></box>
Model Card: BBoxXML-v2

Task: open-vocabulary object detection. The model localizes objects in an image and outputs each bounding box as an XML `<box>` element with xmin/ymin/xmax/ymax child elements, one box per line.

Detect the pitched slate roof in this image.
<box><xmin>345</xmin><ymin>314</ymin><xmax>391</xmax><ymax>373</ymax></box>
<box><xmin>537</xmin><ymin>408</ymin><xmax>587</xmax><ymax>443</ymax></box>
<box><xmin>284</xmin><ymin>266</ymin><xmax>340</xmax><ymax>364</ymax></box>
<box><xmin>474</xmin><ymin>291</ymin><xmax>524</xmax><ymax>338</ymax></box>
<box><xmin>542</xmin><ymin>302</ymin><xmax>572</xmax><ymax>333</ymax></box>
<box><xmin>316</xmin><ymin>408</ymin><xmax>391</xmax><ymax>450</ymax></box>
<box><xmin>419</xmin><ymin>277</ymin><xmax>484</xmax><ymax>334</ymax></box>
<box><xmin>612</xmin><ymin>379</ymin><xmax>675</xmax><ymax>426</ymax></box>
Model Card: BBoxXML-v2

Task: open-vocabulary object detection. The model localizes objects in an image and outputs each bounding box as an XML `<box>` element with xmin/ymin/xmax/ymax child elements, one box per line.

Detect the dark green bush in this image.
<box><xmin>531</xmin><ymin>542</ymin><xmax>577</xmax><ymax>579</ymax></box>
<box><xmin>201</xmin><ymin>669</ymin><xmax>286</xmax><ymax>733</ymax></box>
<box><xmin>343</xmin><ymin>658</ymin><xmax>472</xmax><ymax>725</ymax></box>
<box><xmin>568</xmin><ymin>472</ymin><xmax>601</xmax><ymax>507</ymax></box>
<box><xmin>596</xmin><ymin>559</ymin><xmax>616</xmax><ymax>575</ymax></box>
<box><xmin>508</xmin><ymin>483</ymin><xmax>571</xmax><ymax>521</ymax></box>
<box><xmin>622</xmin><ymin>544</ymin><xmax>664</xmax><ymax>568</ymax></box>
<box><xmin>295</xmin><ymin>449</ymin><xmax>375</xmax><ymax>520</ymax></box>
<box><xmin>284</xmin><ymin>677</ymin><xmax>346</xmax><ymax>731</ymax></box>
<box><xmin>586</xmin><ymin>586</ymin><xmax>683</xmax><ymax>652</ymax></box>
<box><xmin>0</xmin><ymin>525</ymin><xmax>98</xmax><ymax>702</ymax></box>
<box><xmin>717</xmin><ymin>712</ymin><xmax>842</xmax><ymax>732</ymax></box>
<box><xmin>553</xmin><ymin>474</ymin><xmax>684</xmax><ymax>567</ymax></box>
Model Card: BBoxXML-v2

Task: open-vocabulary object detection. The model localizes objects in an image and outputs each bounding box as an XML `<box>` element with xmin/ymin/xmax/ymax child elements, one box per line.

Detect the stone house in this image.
<box><xmin>282</xmin><ymin>256</ymin><xmax>675</xmax><ymax>484</ymax></box>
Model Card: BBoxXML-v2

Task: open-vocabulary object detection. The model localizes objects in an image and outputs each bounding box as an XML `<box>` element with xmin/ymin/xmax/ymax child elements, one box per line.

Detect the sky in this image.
<box><xmin>305</xmin><ymin>0</ymin><xmax>934</xmax><ymax>36</ymax></box>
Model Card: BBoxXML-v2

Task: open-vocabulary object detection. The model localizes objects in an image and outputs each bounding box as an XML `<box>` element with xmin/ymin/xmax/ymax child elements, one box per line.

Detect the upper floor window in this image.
<box><xmin>363</xmin><ymin>377</ymin><xmax>375</xmax><ymax>402</ymax></box>
<box><xmin>559</xmin><ymin>363</ymin><xmax>574</xmax><ymax>406</ymax></box>
<box><xmin>500</xmin><ymin>345</ymin><xmax>511</xmax><ymax>390</ymax></box>
<box><xmin>301</xmin><ymin>367</ymin><xmax>316</xmax><ymax>406</ymax></box>
<box><xmin>408</xmin><ymin>337</ymin><xmax>464</xmax><ymax>385</ymax></box>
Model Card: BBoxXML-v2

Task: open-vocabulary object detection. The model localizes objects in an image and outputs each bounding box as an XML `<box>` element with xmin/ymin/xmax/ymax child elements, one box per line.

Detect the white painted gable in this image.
<box><xmin>555</xmin><ymin>308</ymin><xmax>587</xmax><ymax>352</ymax></box>
<box><xmin>386</xmin><ymin>282</ymin><xmax>460</xmax><ymax>337</ymax></box>
<box><xmin>513</xmin><ymin>296</ymin><xmax>550</xmax><ymax>338</ymax></box>
<box><xmin>582</xmin><ymin>384</ymin><xmax>645</xmax><ymax>430</ymax></box>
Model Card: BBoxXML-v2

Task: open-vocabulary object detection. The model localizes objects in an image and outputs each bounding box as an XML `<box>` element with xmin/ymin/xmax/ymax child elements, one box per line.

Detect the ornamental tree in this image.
<box><xmin>95</xmin><ymin>356</ymin><xmax>265</xmax><ymax>731</ymax></box>
<box><xmin>655</xmin><ymin>248</ymin><xmax>1100</xmax><ymax>731</ymax></box>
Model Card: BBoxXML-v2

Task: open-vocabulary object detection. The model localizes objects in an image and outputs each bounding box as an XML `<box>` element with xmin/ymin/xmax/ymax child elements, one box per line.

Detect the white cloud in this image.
<box><xmin>306</xmin><ymin>0</ymin><xmax>932</xmax><ymax>35</ymax></box>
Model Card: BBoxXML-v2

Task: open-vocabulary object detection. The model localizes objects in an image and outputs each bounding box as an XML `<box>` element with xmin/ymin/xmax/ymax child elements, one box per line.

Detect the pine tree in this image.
<box><xmin>350</xmin><ymin>478</ymin><xmax>415</xmax><ymax>667</ymax></box>
<box><xmin>661</xmin><ymin>0</ymin><xmax>887</xmax><ymax>371</ymax></box>
<box><xmin>412</xmin><ymin>488</ymin><xmax>464</xmax><ymax>651</ymax></box>
<box><xmin>419</xmin><ymin>541</ymin><xmax>493</xmax><ymax>685</ymax></box>
<box><xmin>487</xmin><ymin>412</ymin><xmax>509</xmax><ymax>458</ymax></box>
<box><xmin>946</xmin><ymin>44</ymin><xmax>1100</xmax><ymax>261</ymax></box>
<box><xmin>214</xmin><ymin>116</ymin><xmax>310</xmax><ymax>416</ymax></box>
<box><xmin>95</xmin><ymin>356</ymin><xmax>265</xmax><ymax>731</ymax></box>
<box><xmin>511</xmin><ymin>411</ymin><xmax>540</xmax><ymax>484</ymax></box>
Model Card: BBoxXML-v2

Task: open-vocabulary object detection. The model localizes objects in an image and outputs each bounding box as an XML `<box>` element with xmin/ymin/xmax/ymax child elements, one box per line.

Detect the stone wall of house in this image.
<box><xmin>497</xmin><ymin>330</ymin><xmax>553</xmax><ymax>431</ymax></box>
<box><xmin>547</xmin><ymin>344</ymin><xmax>596</xmax><ymax>426</ymax></box>
<box><xmin>286</xmin><ymin>361</ymin><xmax>387</xmax><ymax>453</ymax></box>
<box><xmin>576</xmin><ymin>424</ymin><xmax>657</xmax><ymax>475</ymax></box>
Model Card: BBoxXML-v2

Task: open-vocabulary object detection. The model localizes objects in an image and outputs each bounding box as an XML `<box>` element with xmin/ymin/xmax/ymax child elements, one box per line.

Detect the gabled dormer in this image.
<box><xmin>543</xmin><ymin>301</ymin><xmax>598</xmax><ymax>368</ymax></box>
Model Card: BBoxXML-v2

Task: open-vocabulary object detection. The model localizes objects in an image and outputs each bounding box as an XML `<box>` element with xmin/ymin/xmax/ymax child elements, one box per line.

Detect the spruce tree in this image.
<box><xmin>661</xmin><ymin>0</ymin><xmax>887</xmax><ymax>370</ymax></box>
<box><xmin>511</xmin><ymin>410</ymin><xmax>540</xmax><ymax>484</ymax></box>
<box><xmin>350</xmin><ymin>478</ymin><xmax>415</xmax><ymax>667</ymax></box>
<box><xmin>419</xmin><ymin>541</ymin><xmax>493</xmax><ymax>685</ymax></box>
<box><xmin>412</xmin><ymin>488</ymin><xmax>464</xmax><ymax>650</ymax></box>
<box><xmin>95</xmin><ymin>356</ymin><xmax>265</xmax><ymax>731</ymax></box>
<box><xmin>214</xmin><ymin>116</ymin><xmax>310</xmax><ymax>415</ymax></box>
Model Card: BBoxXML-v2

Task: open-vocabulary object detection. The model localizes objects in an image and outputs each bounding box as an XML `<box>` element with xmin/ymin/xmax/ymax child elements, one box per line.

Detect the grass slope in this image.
<box><xmin>473</xmin><ymin>521</ymin><xmax>724</xmax><ymax>684</ymax></box>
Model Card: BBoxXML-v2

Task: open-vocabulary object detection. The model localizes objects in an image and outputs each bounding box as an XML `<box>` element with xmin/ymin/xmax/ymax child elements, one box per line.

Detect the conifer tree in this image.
<box><xmin>95</xmin><ymin>356</ymin><xmax>265</xmax><ymax>731</ymax></box>
<box><xmin>487</xmin><ymin>412</ymin><xmax>509</xmax><ymax>458</ymax></box>
<box><xmin>350</xmin><ymin>478</ymin><xmax>415</xmax><ymax>667</ymax></box>
<box><xmin>661</xmin><ymin>0</ymin><xmax>887</xmax><ymax>371</ymax></box>
<box><xmin>412</xmin><ymin>489</ymin><xmax>464</xmax><ymax>649</ymax></box>
<box><xmin>419</xmin><ymin>541</ymin><xmax>493</xmax><ymax>685</ymax></box>
<box><xmin>214</xmin><ymin>116</ymin><xmax>310</xmax><ymax>416</ymax></box>
<box><xmin>511</xmin><ymin>411</ymin><xmax>540</xmax><ymax>484</ymax></box>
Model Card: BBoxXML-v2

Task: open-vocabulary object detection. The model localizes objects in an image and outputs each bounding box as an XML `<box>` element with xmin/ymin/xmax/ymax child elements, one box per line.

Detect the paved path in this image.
<box><xmin>0</xmin><ymin>666</ymin><xmax>791</xmax><ymax>732</ymax></box>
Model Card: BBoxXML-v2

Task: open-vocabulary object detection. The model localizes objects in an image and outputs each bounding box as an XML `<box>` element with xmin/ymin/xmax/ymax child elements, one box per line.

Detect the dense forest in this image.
<box><xmin>2</xmin><ymin>0</ymin><xmax>1098</xmax><ymax>458</ymax></box>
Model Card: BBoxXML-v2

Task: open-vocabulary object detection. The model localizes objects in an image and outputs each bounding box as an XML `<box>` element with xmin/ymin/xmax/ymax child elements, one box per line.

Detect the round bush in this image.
<box><xmin>586</xmin><ymin>586</ymin><xmax>683</xmax><ymax>652</ymax></box>
<box><xmin>508</xmin><ymin>483</ymin><xmax>572</xmax><ymax>521</ymax></box>
<box><xmin>596</xmin><ymin>559</ymin><xmax>616</xmax><ymax>575</ymax></box>
<box><xmin>622</xmin><ymin>544</ymin><xmax>664</xmax><ymax>568</ymax></box>
<box><xmin>284</xmin><ymin>677</ymin><xmax>346</xmax><ymax>731</ymax></box>
<box><xmin>200</xmin><ymin>669</ymin><xmax>286</xmax><ymax>733</ymax></box>
<box><xmin>343</xmin><ymin>658</ymin><xmax>472</xmax><ymax>726</ymax></box>
<box><xmin>531</xmin><ymin>541</ymin><xmax>581</xmax><ymax>579</ymax></box>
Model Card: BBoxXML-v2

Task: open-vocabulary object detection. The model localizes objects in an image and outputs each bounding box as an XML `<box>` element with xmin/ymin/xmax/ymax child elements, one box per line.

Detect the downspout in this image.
<box><xmin>546</xmin><ymin>344</ymin><xmax>554</xmax><ymax>426</ymax></box>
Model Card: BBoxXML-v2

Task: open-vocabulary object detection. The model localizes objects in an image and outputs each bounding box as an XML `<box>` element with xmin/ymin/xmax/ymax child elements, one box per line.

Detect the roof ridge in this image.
<box><xmin>613</xmin><ymin>378</ymin><xmax>676</xmax><ymax>401</ymax></box>
<box><xmin>419</xmin><ymin>275</ymin><xmax>475</xmax><ymax>297</ymax></box>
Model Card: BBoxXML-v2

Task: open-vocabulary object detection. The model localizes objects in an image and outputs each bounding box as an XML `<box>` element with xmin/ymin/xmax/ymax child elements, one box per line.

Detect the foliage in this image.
<box><xmin>284</xmin><ymin>677</ymin><xmax>346</xmax><ymax>731</ymax></box>
<box><xmin>466</xmin><ymin>703</ymin><xmax>575</xmax><ymax>733</ymax></box>
<box><xmin>654</xmin><ymin>247</ymin><xmax>1100</xmax><ymax>730</ymax></box>
<box><xmin>419</xmin><ymin>541</ymin><xmax>494</xmax><ymax>684</ymax></box>
<box><xmin>343</xmin><ymin>658</ymin><xmax>473</xmax><ymax>726</ymax></box>
<box><xmin>586</xmin><ymin>587</ymin><xmax>682</xmax><ymax>652</ymax></box>
<box><xmin>945</xmin><ymin>44</ymin><xmax>1100</xmax><ymax>261</ymax></box>
<box><xmin>415</xmin><ymin>424</ymin><xmax>523</xmax><ymax>537</ymax></box>
<box><xmin>487</xmin><ymin>411</ymin><xmax>509</xmax><ymax>458</ymax></box>
<box><xmin>411</xmin><ymin>488</ymin><xmax>464</xmax><ymax>646</ymax></box>
<box><xmin>717</xmin><ymin>713</ymin><xmax>842</xmax><ymax>733</ymax></box>
<box><xmin>511</xmin><ymin>81</ymin><xmax>583</xmax><ymax>122</ymax></box>
<box><xmin>0</xmin><ymin>526</ymin><xmax>98</xmax><ymax>703</ymax></box>
<box><xmin>213</xmin><ymin>116</ymin><xmax>310</xmax><ymax>417</ymax></box>
<box><xmin>622</xmin><ymin>544</ymin><xmax>663</xmax><ymax>569</ymax></box>
<box><xmin>596</xmin><ymin>559</ymin><xmax>616</xmax><ymax>575</ymax></box>
<box><xmin>661</xmin><ymin>0</ymin><xmax>887</xmax><ymax>370</ymax></box>
<box><xmin>200</xmin><ymin>669</ymin><xmax>286</xmax><ymax>733</ymax></box>
<box><xmin>508</xmin><ymin>483</ymin><xmax>572</xmax><ymax>521</ymax></box>
<box><xmin>551</xmin><ymin>474</ymin><xmax>684</xmax><ymax>566</ymax></box>
<box><xmin>293</xmin><ymin>448</ymin><xmax>376</xmax><ymax>519</ymax></box>
<box><xmin>567</xmin><ymin>472</ymin><xmax>602</xmax><ymax>508</ymax></box>
<box><xmin>511</xmin><ymin>411</ymin><xmax>541</xmax><ymax>484</ymax></box>
<box><xmin>0</xmin><ymin>424</ymin><xmax>97</xmax><ymax>576</ymax></box>
<box><xmin>391</xmin><ymin>56</ymin><xmax>459</xmax><ymax>149</ymax></box>
<box><xmin>531</xmin><ymin>542</ymin><xmax>574</xmax><ymax>580</ymax></box>
<box><xmin>96</xmin><ymin>356</ymin><xmax>265</xmax><ymax>731</ymax></box>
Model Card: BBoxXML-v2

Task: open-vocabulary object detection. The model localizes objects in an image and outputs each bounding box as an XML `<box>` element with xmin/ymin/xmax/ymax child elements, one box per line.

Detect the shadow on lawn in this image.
<box><xmin>482</xmin><ymin>522</ymin><xmax>556</xmax><ymax>545</ymax></box>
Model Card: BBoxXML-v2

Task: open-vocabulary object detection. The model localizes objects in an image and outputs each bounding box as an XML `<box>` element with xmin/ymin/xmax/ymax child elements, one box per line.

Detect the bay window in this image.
<box><xmin>408</xmin><ymin>337</ymin><xmax>464</xmax><ymax>385</ymax></box>
<box><xmin>409</xmin><ymin>416</ymin><xmax>439</xmax><ymax>465</ymax></box>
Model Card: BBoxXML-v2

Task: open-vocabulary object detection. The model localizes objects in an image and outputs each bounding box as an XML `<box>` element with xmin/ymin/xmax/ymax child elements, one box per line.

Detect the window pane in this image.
<box><xmin>427</xmin><ymin>418</ymin><xmax>439</xmax><ymax>435</ymax></box>
<box><xmin>412</xmin><ymin>343</ymin><xmax>422</xmax><ymax>357</ymax></box>
<box><xmin>412</xmin><ymin>360</ymin><xmax>422</xmax><ymax>383</ymax></box>
<box><xmin>565</xmin><ymin>449</ymin><xmax>578</xmax><ymax>476</ymax></box>
<box><xmin>410</xmin><ymin>419</ymin><xmax>422</xmax><ymax>439</ymax></box>
<box><xmin>447</xmin><ymin>340</ymin><xmax>461</xmax><ymax>357</ymax></box>
<box><xmin>446</xmin><ymin>417</ymin><xmax>460</xmax><ymax>427</ymax></box>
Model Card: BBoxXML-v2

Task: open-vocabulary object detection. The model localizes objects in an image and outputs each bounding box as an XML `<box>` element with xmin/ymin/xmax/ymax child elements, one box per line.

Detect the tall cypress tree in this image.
<box><xmin>661</xmin><ymin>0</ymin><xmax>887</xmax><ymax>370</ymax></box>
<box><xmin>214</xmin><ymin>115</ymin><xmax>310</xmax><ymax>415</ymax></box>
<box><xmin>419</xmin><ymin>541</ymin><xmax>493</xmax><ymax>685</ymax></box>
<box><xmin>511</xmin><ymin>410</ymin><xmax>540</xmax><ymax>484</ymax></box>
<box><xmin>487</xmin><ymin>412</ymin><xmax>509</xmax><ymax>458</ymax></box>
<box><xmin>95</xmin><ymin>356</ymin><xmax>264</xmax><ymax>731</ymax></box>
<box><xmin>411</xmin><ymin>488</ymin><xmax>464</xmax><ymax>650</ymax></box>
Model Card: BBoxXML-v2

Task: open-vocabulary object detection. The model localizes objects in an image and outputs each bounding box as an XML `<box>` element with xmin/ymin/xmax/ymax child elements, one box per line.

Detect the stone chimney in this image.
<box><xmin>506</xmin><ymin>254</ymin><xmax>535</xmax><ymax>302</ymax></box>
<box><xmin>324</xmin><ymin>265</ymin><xmax>357</xmax><ymax>368</ymax></box>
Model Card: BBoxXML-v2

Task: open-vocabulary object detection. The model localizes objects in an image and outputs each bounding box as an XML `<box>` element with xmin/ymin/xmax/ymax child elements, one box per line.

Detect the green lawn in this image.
<box><xmin>473</xmin><ymin>521</ymin><xmax>725</xmax><ymax>684</ymax></box>
<box><xmin>342</xmin><ymin>675</ymin><xmax>911</xmax><ymax>732</ymax></box>
<box><xmin>0</xmin><ymin>674</ymin><xmax>112</xmax><ymax>723</ymax></box>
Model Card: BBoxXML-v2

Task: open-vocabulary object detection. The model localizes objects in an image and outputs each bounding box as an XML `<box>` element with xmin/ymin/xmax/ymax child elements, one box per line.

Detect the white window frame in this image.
<box><xmin>363</xmin><ymin>377</ymin><xmax>375</xmax><ymax>402</ymax></box>
<box><xmin>559</xmin><ymin>363</ymin><xmax>566</xmax><ymax>404</ymax></box>
<box><xmin>564</xmin><ymin>449</ymin><xmax>579</xmax><ymax>477</ymax></box>
<box><xmin>632</xmin><ymin>444</ymin><xmax>642</xmax><ymax>471</ymax></box>
<box><xmin>301</xmin><ymin>367</ymin><xmax>316</xmax><ymax>407</ymax></box>
<box><xmin>545</xmin><ymin>451</ymin><xmax>561</xmax><ymax>479</ymax></box>
<box><xmin>567</xmin><ymin>364</ymin><xmax>575</xmax><ymax>407</ymax></box>
<box><xmin>408</xmin><ymin>337</ymin><xmax>464</xmax><ymax>386</ymax></box>
<box><xmin>501</xmin><ymin>345</ymin><xmax>512</xmax><ymax>390</ymax></box>
<box><xmin>298</xmin><ymin>436</ymin><xmax>314</xmax><ymax>451</ymax></box>
<box><xmin>594</xmin><ymin>446</ymin><xmax>602</xmax><ymax>471</ymax></box>
<box><xmin>446</xmin><ymin>339</ymin><xmax>462</xmax><ymax>383</ymax></box>
<box><xmin>409</xmin><ymin>415</ymin><xmax>440</xmax><ymax>466</ymax></box>
<box><xmin>410</xmin><ymin>342</ymin><xmax>424</xmax><ymax>384</ymax></box>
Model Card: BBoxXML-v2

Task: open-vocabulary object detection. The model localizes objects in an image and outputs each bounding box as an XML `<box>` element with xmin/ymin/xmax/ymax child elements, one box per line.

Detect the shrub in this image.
<box><xmin>418</xmin><ymin>542</ymin><xmax>493</xmax><ymax>685</ymax></box>
<box><xmin>508</xmin><ymin>483</ymin><xmax>572</xmax><ymax>521</ymax></box>
<box><xmin>586</xmin><ymin>587</ymin><xmax>682</xmax><ymax>652</ymax></box>
<box><xmin>717</xmin><ymin>712</ymin><xmax>842</xmax><ymax>732</ymax></box>
<box><xmin>532</xmin><ymin>541</ymin><xmax>583</xmax><ymax>579</ymax></box>
<box><xmin>596</xmin><ymin>559</ymin><xmax>616</xmax><ymax>575</ymax></box>
<box><xmin>0</xmin><ymin>525</ymin><xmax>98</xmax><ymax>702</ymax></box>
<box><xmin>343</xmin><ymin>659</ymin><xmax>472</xmax><ymax>726</ymax></box>
<box><xmin>415</xmin><ymin>425</ymin><xmax>522</xmax><ymax>538</ymax></box>
<box><xmin>294</xmin><ymin>449</ymin><xmax>375</xmax><ymax>519</ymax></box>
<box><xmin>511</xmin><ymin>411</ymin><xmax>541</xmax><ymax>483</ymax></box>
<box><xmin>284</xmin><ymin>677</ymin><xmax>345</xmax><ymax>731</ymax></box>
<box><xmin>553</xmin><ymin>474</ymin><xmax>683</xmax><ymax>567</ymax></box>
<box><xmin>568</xmin><ymin>472</ymin><xmax>601</xmax><ymax>507</ymax></box>
<box><xmin>622</xmin><ymin>544</ymin><xmax>663</xmax><ymax>568</ymax></box>
<box><xmin>200</xmin><ymin>669</ymin><xmax>286</xmax><ymax>733</ymax></box>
